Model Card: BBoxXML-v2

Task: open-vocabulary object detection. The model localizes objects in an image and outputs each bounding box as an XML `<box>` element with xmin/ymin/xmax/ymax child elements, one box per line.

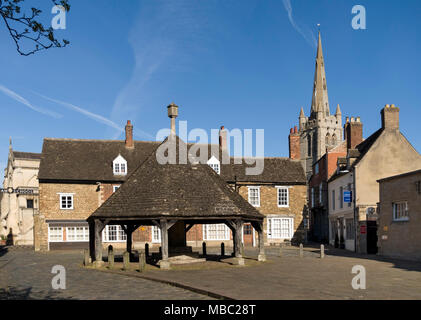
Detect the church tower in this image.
<box><xmin>295</xmin><ymin>31</ymin><xmax>343</xmax><ymax>179</ymax></box>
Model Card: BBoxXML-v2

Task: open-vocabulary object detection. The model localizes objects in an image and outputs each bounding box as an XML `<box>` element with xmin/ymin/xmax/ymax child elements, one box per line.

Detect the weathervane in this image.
<box><xmin>317</xmin><ymin>23</ymin><xmax>321</xmax><ymax>31</ymax></box>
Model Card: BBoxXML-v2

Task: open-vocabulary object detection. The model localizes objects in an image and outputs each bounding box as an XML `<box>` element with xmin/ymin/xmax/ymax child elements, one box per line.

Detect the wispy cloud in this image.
<box><xmin>35</xmin><ymin>92</ymin><xmax>154</xmax><ymax>139</ymax></box>
<box><xmin>0</xmin><ymin>85</ymin><xmax>62</xmax><ymax>118</ymax></box>
<box><xmin>110</xmin><ymin>0</ymin><xmax>211</xmax><ymax>133</ymax></box>
<box><xmin>282</xmin><ymin>0</ymin><xmax>317</xmax><ymax>49</ymax></box>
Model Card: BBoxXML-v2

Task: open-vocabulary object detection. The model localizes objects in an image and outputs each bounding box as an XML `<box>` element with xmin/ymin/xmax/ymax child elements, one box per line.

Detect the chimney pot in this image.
<box><xmin>167</xmin><ymin>103</ymin><xmax>179</xmax><ymax>135</ymax></box>
<box><xmin>381</xmin><ymin>104</ymin><xmax>400</xmax><ymax>131</ymax></box>
<box><xmin>294</xmin><ymin>126</ymin><xmax>298</xmax><ymax>133</ymax></box>
<box><xmin>219</xmin><ymin>126</ymin><xmax>227</xmax><ymax>152</ymax></box>
<box><xmin>125</xmin><ymin>120</ymin><xmax>134</xmax><ymax>149</ymax></box>
<box><xmin>346</xmin><ymin>116</ymin><xmax>363</xmax><ymax>149</ymax></box>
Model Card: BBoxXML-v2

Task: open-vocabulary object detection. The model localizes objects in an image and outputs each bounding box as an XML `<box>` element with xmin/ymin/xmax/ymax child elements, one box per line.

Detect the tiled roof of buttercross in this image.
<box><xmin>90</xmin><ymin>135</ymin><xmax>263</xmax><ymax>220</ymax></box>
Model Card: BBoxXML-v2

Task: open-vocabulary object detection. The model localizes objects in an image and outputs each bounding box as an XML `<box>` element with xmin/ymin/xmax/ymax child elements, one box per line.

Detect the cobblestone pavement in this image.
<box><xmin>140</xmin><ymin>245</ymin><xmax>421</xmax><ymax>300</ymax></box>
<box><xmin>0</xmin><ymin>247</ymin><xmax>211</xmax><ymax>300</ymax></box>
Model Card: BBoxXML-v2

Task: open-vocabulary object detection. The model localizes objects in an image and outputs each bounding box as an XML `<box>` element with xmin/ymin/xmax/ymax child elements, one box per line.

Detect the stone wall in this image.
<box><xmin>378</xmin><ymin>171</ymin><xmax>421</xmax><ymax>261</ymax></box>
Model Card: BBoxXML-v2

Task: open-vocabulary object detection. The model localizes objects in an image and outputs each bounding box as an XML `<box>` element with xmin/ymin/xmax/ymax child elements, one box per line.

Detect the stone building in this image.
<box><xmin>377</xmin><ymin>169</ymin><xmax>421</xmax><ymax>261</ymax></box>
<box><xmin>328</xmin><ymin>105</ymin><xmax>421</xmax><ymax>253</ymax></box>
<box><xmin>0</xmin><ymin>140</ymin><xmax>41</xmax><ymax>245</ymax></box>
<box><xmin>35</xmin><ymin>106</ymin><xmax>308</xmax><ymax>251</ymax></box>
<box><xmin>288</xmin><ymin>31</ymin><xmax>344</xmax><ymax>242</ymax></box>
<box><xmin>290</xmin><ymin>32</ymin><xmax>343</xmax><ymax>179</ymax></box>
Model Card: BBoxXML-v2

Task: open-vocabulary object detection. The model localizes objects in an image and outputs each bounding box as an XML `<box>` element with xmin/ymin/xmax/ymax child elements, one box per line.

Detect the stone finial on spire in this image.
<box><xmin>310</xmin><ymin>30</ymin><xmax>330</xmax><ymax>119</ymax></box>
<box><xmin>299</xmin><ymin>107</ymin><xmax>305</xmax><ymax>118</ymax></box>
<box><xmin>9</xmin><ymin>137</ymin><xmax>12</xmax><ymax>151</ymax></box>
<box><xmin>335</xmin><ymin>104</ymin><xmax>342</xmax><ymax>115</ymax></box>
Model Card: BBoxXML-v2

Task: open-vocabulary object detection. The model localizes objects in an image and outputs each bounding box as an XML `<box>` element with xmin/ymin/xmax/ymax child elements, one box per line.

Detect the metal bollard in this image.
<box><xmin>202</xmin><ymin>242</ymin><xmax>207</xmax><ymax>256</ymax></box>
<box><xmin>221</xmin><ymin>243</ymin><xmax>225</xmax><ymax>257</ymax></box>
<box><xmin>145</xmin><ymin>243</ymin><xmax>149</xmax><ymax>257</ymax></box>
<box><xmin>299</xmin><ymin>243</ymin><xmax>303</xmax><ymax>258</ymax></box>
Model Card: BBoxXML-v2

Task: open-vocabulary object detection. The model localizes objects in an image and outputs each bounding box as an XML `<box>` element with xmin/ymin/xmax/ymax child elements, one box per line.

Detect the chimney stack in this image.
<box><xmin>125</xmin><ymin>120</ymin><xmax>134</xmax><ymax>149</ymax></box>
<box><xmin>167</xmin><ymin>102</ymin><xmax>179</xmax><ymax>135</ymax></box>
<box><xmin>381</xmin><ymin>104</ymin><xmax>399</xmax><ymax>131</ymax></box>
<box><xmin>289</xmin><ymin>126</ymin><xmax>300</xmax><ymax>160</ymax></box>
<box><xmin>345</xmin><ymin>116</ymin><xmax>363</xmax><ymax>149</ymax></box>
<box><xmin>219</xmin><ymin>126</ymin><xmax>227</xmax><ymax>152</ymax></box>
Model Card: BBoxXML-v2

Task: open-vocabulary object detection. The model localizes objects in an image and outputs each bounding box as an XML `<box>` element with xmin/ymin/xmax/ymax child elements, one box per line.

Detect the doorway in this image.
<box><xmin>367</xmin><ymin>221</ymin><xmax>378</xmax><ymax>254</ymax></box>
<box><xmin>243</xmin><ymin>223</ymin><xmax>254</xmax><ymax>246</ymax></box>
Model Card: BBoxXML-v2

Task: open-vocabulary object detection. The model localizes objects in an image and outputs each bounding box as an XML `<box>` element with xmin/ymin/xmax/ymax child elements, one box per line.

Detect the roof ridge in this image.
<box><xmin>43</xmin><ymin>138</ymin><xmax>159</xmax><ymax>143</ymax></box>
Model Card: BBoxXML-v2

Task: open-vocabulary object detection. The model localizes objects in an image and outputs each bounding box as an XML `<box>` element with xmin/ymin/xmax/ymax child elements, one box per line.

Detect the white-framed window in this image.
<box><xmin>66</xmin><ymin>226</ymin><xmax>89</xmax><ymax>242</ymax></box>
<box><xmin>113</xmin><ymin>185</ymin><xmax>120</xmax><ymax>193</ymax></box>
<box><xmin>113</xmin><ymin>154</ymin><xmax>127</xmax><ymax>175</ymax></box>
<box><xmin>276</xmin><ymin>187</ymin><xmax>289</xmax><ymax>207</ymax></box>
<box><xmin>248</xmin><ymin>187</ymin><xmax>260</xmax><ymax>207</ymax></box>
<box><xmin>203</xmin><ymin>224</ymin><xmax>230</xmax><ymax>241</ymax></box>
<box><xmin>48</xmin><ymin>227</ymin><xmax>63</xmax><ymax>242</ymax></box>
<box><xmin>59</xmin><ymin>193</ymin><xmax>73</xmax><ymax>210</ymax></box>
<box><xmin>393</xmin><ymin>202</ymin><xmax>409</xmax><ymax>221</ymax></box>
<box><xmin>267</xmin><ymin>217</ymin><xmax>294</xmax><ymax>240</ymax></box>
<box><xmin>152</xmin><ymin>226</ymin><xmax>161</xmax><ymax>243</ymax></box>
<box><xmin>102</xmin><ymin>225</ymin><xmax>127</xmax><ymax>242</ymax></box>
<box><xmin>207</xmin><ymin>156</ymin><xmax>220</xmax><ymax>174</ymax></box>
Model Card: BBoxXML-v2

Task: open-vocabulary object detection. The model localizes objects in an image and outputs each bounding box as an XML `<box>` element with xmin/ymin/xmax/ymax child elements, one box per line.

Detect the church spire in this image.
<box><xmin>310</xmin><ymin>31</ymin><xmax>330</xmax><ymax>119</ymax></box>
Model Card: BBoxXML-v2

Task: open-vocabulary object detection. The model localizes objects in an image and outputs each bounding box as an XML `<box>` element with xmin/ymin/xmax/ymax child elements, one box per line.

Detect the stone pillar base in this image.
<box><xmin>159</xmin><ymin>260</ymin><xmax>171</xmax><ymax>270</ymax></box>
<box><xmin>258</xmin><ymin>254</ymin><xmax>266</xmax><ymax>262</ymax></box>
<box><xmin>234</xmin><ymin>257</ymin><xmax>245</xmax><ymax>266</ymax></box>
<box><xmin>93</xmin><ymin>260</ymin><xmax>104</xmax><ymax>268</ymax></box>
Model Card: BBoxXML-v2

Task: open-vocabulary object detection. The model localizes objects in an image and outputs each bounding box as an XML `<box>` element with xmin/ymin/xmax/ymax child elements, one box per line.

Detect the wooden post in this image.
<box><xmin>320</xmin><ymin>244</ymin><xmax>325</xmax><ymax>259</ymax></box>
<box><xmin>145</xmin><ymin>243</ymin><xmax>149</xmax><ymax>257</ymax></box>
<box><xmin>202</xmin><ymin>242</ymin><xmax>207</xmax><ymax>256</ymax></box>
<box><xmin>221</xmin><ymin>243</ymin><xmax>225</xmax><ymax>257</ymax></box>
<box><xmin>299</xmin><ymin>243</ymin><xmax>304</xmax><ymax>258</ymax></box>
<box><xmin>108</xmin><ymin>245</ymin><xmax>114</xmax><ymax>269</ymax></box>
<box><xmin>123</xmin><ymin>251</ymin><xmax>130</xmax><ymax>270</ymax></box>
<box><xmin>160</xmin><ymin>220</ymin><xmax>169</xmax><ymax>261</ymax></box>
<box><xmin>233</xmin><ymin>221</ymin><xmax>243</xmax><ymax>258</ymax></box>
<box><xmin>126</xmin><ymin>227</ymin><xmax>133</xmax><ymax>257</ymax></box>
<box><xmin>83</xmin><ymin>249</ymin><xmax>90</xmax><ymax>266</ymax></box>
<box><xmin>89</xmin><ymin>219</ymin><xmax>106</xmax><ymax>264</ymax></box>
<box><xmin>138</xmin><ymin>251</ymin><xmax>146</xmax><ymax>272</ymax></box>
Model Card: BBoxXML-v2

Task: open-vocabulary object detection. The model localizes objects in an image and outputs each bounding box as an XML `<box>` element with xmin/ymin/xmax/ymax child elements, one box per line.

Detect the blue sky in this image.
<box><xmin>1</xmin><ymin>0</ymin><xmax>420</xmax><ymax>170</ymax></box>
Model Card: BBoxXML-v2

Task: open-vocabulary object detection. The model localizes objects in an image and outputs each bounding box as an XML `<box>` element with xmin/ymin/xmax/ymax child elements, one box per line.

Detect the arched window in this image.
<box><xmin>332</xmin><ymin>134</ymin><xmax>337</xmax><ymax>146</ymax></box>
<box><xmin>325</xmin><ymin>133</ymin><xmax>331</xmax><ymax>146</ymax></box>
<box><xmin>307</xmin><ymin>135</ymin><xmax>312</xmax><ymax>156</ymax></box>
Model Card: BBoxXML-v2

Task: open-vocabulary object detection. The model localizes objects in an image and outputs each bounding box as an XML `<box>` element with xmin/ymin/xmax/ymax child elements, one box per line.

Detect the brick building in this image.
<box><xmin>377</xmin><ymin>169</ymin><xmax>421</xmax><ymax>261</ymax></box>
<box><xmin>35</xmin><ymin>107</ymin><xmax>307</xmax><ymax>251</ymax></box>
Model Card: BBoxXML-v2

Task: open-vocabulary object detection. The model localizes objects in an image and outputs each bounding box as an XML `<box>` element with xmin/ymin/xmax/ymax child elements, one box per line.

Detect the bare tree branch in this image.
<box><xmin>0</xmin><ymin>0</ymin><xmax>70</xmax><ymax>56</ymax></box>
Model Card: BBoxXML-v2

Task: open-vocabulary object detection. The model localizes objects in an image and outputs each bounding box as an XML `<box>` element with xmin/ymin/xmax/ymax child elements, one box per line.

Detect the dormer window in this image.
<box><xmin>113</xmin><ymin>155</ymin><xmax>127</xmax><ymax>176</ymax></box>
<box><xmin>207</xmin><ymin>156</ymin><xmax>220</xmax><ymax>175</ymax></box>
